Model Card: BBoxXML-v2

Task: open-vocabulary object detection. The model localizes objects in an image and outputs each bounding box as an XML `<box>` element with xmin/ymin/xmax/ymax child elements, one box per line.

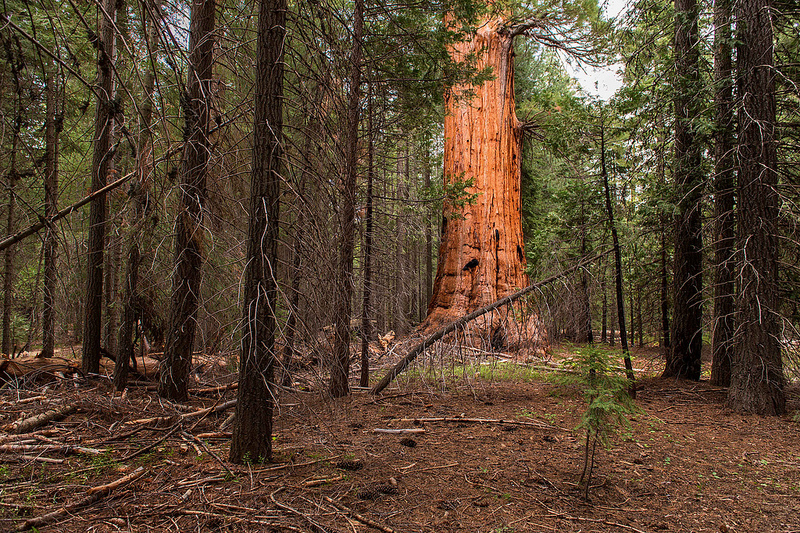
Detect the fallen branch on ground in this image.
<box><xmin>394</xmin><ymin>416</ymin><xmax>564</xmax><ymax>431</ymax></box>
<box><xmin>0</xmin><ymin>444</ymin><xmax>102</xmax><ymax>455</ymax></box>
<box><xmin>124</xmin><ymin>399</ymin><xmax>237</xmax><ymax>426</ymax></box>
<box><xmin>373</xmin><ymin>428</ymin><xmax>426</xmax><ymax>434</ymax></box>
<box><xmin>370</xmin><ymin>249</ymin><xmax>612</xmax><ymax>394</ymax></box>
<box><xmin>16</xmin><ymin>466</ymin><xmax>145</xmax><ymax>531</ymax></box>
<box><xmin>11</xmin><ymin>403</ymin><xmax>78</xmax><ymax>434</ymax></box>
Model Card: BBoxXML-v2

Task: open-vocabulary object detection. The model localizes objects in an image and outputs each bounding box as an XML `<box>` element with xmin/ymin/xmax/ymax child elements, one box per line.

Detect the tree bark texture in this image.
<box><xmin>710</xmin><ymin>0</ymin><xmax>735</xmax><ymax>387</ymax></box>
<box><xmin>159</xmin><ymin>0</ymin><xmax>215</xmax><ymax>400</ymax></box>
<box><xmin>727</xmin><ymin>0</ymin><xmax>785</xmax><ymax>415</ymax></box>
<box><xmin>2</xmin><ymin>156</ymin><xmax>18</xmax><ymax>357</ymax></box>
<box><xmin>41</xmin><ymin>72</ymin><xmax>60</xmax><ymax>359</ymax></box>
<box><xmin>426</xmin><ymin>18</ymin><xmax>542</xmax><ymax>351</ymax></box>
<box><xmin>359</xmin><ymin>92</ymin><xmax>374</xmax><ymax>388</ymax></box>
<box><xmin>115</xmin><ymin>0</ymin><xmax>160</xmax><ymax>390</ymax></box>
<box><xmin>230</xmin><ymin>0</ymin><xmax>285</xmax><ymax>463</ymax></box>
<box><xmin>329</xmin><ymin>0</ymin><xmax>363</xmax><ymax>398</ymax></box>
<box><xmin>82</xmin><ymin>0</ymin><xmax>116</xmax><ymax>374</ymax></box>
<box><xmin>664</xmin><ymin>0</ymin><xmax>703</xmax><ymax>380</ymax></box>
<box><xmin>2</xmin><ymin>49</ymin><xmax>23</xmax><ymax>357</ymax></box>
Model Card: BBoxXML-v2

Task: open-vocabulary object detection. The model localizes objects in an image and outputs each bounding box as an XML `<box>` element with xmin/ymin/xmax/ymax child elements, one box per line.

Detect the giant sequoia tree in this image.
<box><xmin>425</xmin><ymin>16</ymin><xmax>532</xmax><ymax>341</ymax></box>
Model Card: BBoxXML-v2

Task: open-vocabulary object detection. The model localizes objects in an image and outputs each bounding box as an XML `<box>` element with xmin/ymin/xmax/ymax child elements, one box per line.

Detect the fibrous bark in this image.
<box><xmin>710</xmin><ymin>0</ymin><xmax>735</xmax><ymax>387</ymax></box>
<box><xmin>329</xmin><ymin>0</ymin><xmax>364</xmax><ymax>398</ymax></box>
<box><xmin>426</xmin><ymin>18</ymin><xmax>543</xmax><ymax>351</ymax></box>
<box><xmin>727</xmin><ymin>0</ymin><xmax>785</xmax><ymax>415</ymax></box>
<box><xmin>664</xmin><ymin>0</ymin><xmax>704</xmax><ymax>380</ymax></box>
<box><xmin>82</xmin><ymin>0</ymin><xmax>116</xmax><ymax>374</ymax></box>
<box><xmin>159</xmin><ymin>0</ymin><xmax>215</xmax><ymax>401</ymax></box>
<box><xmin>230</xmin><ymin>0</ymin><xmax>284</xmax><ymax>463</ymax></box>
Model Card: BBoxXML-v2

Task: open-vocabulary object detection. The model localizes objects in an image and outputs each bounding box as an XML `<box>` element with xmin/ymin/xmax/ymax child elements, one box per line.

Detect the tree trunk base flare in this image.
<box><xmin>422</xmin><ymin>17</ymin><xmax>546</xmax><ymax>355</ymax></box>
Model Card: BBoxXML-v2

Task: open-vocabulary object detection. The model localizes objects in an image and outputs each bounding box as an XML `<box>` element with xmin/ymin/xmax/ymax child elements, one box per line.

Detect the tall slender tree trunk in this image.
<box><xmin>660</xmin><ymin>228</ymin><xmax>670</xmax><ymax>354</ymax></box>
<box><xmin>359</xmin><ymin>91</ymin><xmax>374</xmax><ymax>388</ymax></box>
<box><xmin>426</xmin><ymin>18</ymin><xmax>541</xmax><ymax>351</ymax></box>
<box><xmin>710</xmin><ymin>0</ymin><xmax>735</xmax><ymax>387</ymax></box>
<box><xmin>329</xmin><ymin>0</ymin><xmax>363</xmax><ymax>398</ymax></box>
<box><xmin>230</xmin><ymin>0</ymin><xmax>285</xmax><ymax>463</ymax></box>
<box><xmin>2</xmin><ymin>53</ymin><xmax>23</xmax><ymax>357</ymax></box>
<box><xmin>664</xmin><ymin>0</ymin><xmax>704</xmax><ymax>380</ymax></box>
<box><xmin>577</xmin><ymin>210</ymin><xmax>592</xmax><ymax>344</ymax></box>
<box><xmin>2</xmin><ymin>172</ymin><xmax>17</xmax><ymax>357</ymax></box>
<box><xmin>41</xmin><ymin>72</ymin><xmax>60</xmax><ymax>359</ymax></box>
<box><xmin>423</xmin><ymin>142</ymin><xmax>433</xmax><ymax>309</ymax></box>
<box><xmin>82</xmin><ymin>0</ymin><xmax>116</xmax><ymax>374</ymax></box>
<box><xmin>600</xmin><ymin>258</ymin><xmax>607</xmax><ymax>343</ymax></box>
<box><xmin>727</xmin><ymin>0</ymin><xmax>785</xmax><ymax>415</ymax></box>
<box><xmin>158</xmin><ymin>0</ymin><xmax>215</xmax><ymax>401</ymax></box>
<box><xmin>600</xmin><ymin>121</ymin><xmax>635</xmax><ymax>386</ymax></box>
<box><xmin>115</xmin><ymin>0</ymin><xmax>160</xmax><ymax>390</ymax></box>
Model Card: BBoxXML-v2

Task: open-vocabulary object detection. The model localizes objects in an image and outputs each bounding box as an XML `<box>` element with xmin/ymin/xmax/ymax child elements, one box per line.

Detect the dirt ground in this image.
<box><xmin>1</xmin><ymin>345</ymin><xmax>799</xmax><ymax>533</ymax></box>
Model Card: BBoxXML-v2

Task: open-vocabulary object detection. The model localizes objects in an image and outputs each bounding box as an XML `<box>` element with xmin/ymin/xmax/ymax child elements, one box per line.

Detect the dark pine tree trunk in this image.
<box><xmin>600</xmin><ymin>121</ymin><xmax>635</xmax><ymax>386</ymax></box>
<box><xmin>329</xmin><ymin>0</ymin><xmax>363</xmax><ymax>398</ymax></box>
<box><xmin>158</xmin><ymin>0</ymin><xmax>215</xmax><ymax>401</ymax></box>
<box><xmin>727</xmin><ymin>0</ymin><xmax>785</xmax><ymax>415</ymax></box>
<box><xmin>664</xmin><ymin>0</ymin><xmax>704</xmax><ymax>380</ymax></box>
<box><xmin>41</xmin><ymin>72</ymin><xmax>60</xmax><ymax>359</ymax></box>
<box><xmin>230</xmin><ymin>0</ymin><xmax>285</xmax><ymax>463</ymax></box>
<box><xmin>359</xmin><ymin>91</ymin><xmax>374</xmax><ymax>388</ymax></box>
<box><xmin>600</xmin><ymin>258</ymin><xmax>607</xmax><ymax>343</ymax></box>
<box><xmin>82</xmin><ymin>0</ymin><xmax>116</xmax><ymax>374</ymax></box>
<box><xmin>660</xmin><ymin>228</ymin><xmax>670</xmax><ymax>355</ymax></box>
<box><xmin>114</xmin><ymin>0</ymin><xmax>160</xmax><ymax>390</ymax></box>
<box><xmin>2</xmin><ymin>147</ymin><xmax>18</xmax><ymax>357</ymax></box>
<box><xmin>710</xmin><ymin>0</ymin><xmax>735</xmax><ymax>387</ymax></box>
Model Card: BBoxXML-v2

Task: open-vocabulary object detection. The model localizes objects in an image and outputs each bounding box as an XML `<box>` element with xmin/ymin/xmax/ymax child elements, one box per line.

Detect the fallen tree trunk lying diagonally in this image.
<box><xmin>370</xmin><ymin>249</ymin><xmax>612</xmax><ymax>395</ymax></box>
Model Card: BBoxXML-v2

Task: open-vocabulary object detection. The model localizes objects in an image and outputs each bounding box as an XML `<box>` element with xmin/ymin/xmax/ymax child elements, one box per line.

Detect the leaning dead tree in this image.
<box><xmin>372</xmin><ymin>250</ymin><xmax>611</xmax><ymax>394</ymax></box>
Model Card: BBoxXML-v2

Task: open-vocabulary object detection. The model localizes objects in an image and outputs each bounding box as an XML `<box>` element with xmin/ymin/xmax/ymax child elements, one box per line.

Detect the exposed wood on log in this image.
<box><xmin>371</xmin><ymin>250</ymin><xmax>611</xmax><ymax>394</ymax></box>
<box><xmin>11</xmin><ymin>403</ymin><xmax>77</xmax><ymax>434</ymax></box>
<box><xmin>0</xmin><ymin>357</ymin><xmax>76</xmax><ymax>384</ymax></box>
<box><xmin>0</xmin><ymin>444</ymin><xmax>103</xmax><ymax>455</ymax></box>
<box><xmin>373</xmin><ymin>428</ymin><xmax>426</xmax><ymax>434</ymax></box>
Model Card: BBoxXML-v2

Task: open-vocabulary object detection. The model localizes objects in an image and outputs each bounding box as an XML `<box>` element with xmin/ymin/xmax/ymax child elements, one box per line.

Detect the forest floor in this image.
<box><xmin>1</xmin><ymin>343</ymin><xmax>800</xmax><ymax>533</ymax></box>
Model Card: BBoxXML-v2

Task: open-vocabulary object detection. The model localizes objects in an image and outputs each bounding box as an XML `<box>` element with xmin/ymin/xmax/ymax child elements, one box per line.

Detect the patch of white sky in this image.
<box><xmin>561</xmin><ymin>0</ymin><xmax>631</xmax><ymax>101</ymax></box>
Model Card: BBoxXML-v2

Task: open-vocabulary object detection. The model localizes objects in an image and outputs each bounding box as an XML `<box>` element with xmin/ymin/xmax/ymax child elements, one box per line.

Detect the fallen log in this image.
<box><xmin>370</xmin><ymin>250</ymin><xmax>612</xmax><ymax>394</ymax></box>
<box><xmin>11</xmin><ymin>404</ymin><xmax>78</xmax><ymax>434</ymax></box>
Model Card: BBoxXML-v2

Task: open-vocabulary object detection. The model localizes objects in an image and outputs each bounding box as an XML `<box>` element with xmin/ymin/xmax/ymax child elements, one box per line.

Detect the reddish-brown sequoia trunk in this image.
<box><xmin>426</xmin><ymin>18</ymin><xmax>539</xmax><ymax>349</ymax></box>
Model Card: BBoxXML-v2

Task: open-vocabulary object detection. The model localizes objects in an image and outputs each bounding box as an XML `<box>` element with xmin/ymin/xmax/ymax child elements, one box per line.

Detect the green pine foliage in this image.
<box><xmin>555</xmin><ymin>346</ymin><xmax>640</xmax><ymax>498</ymax></box>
